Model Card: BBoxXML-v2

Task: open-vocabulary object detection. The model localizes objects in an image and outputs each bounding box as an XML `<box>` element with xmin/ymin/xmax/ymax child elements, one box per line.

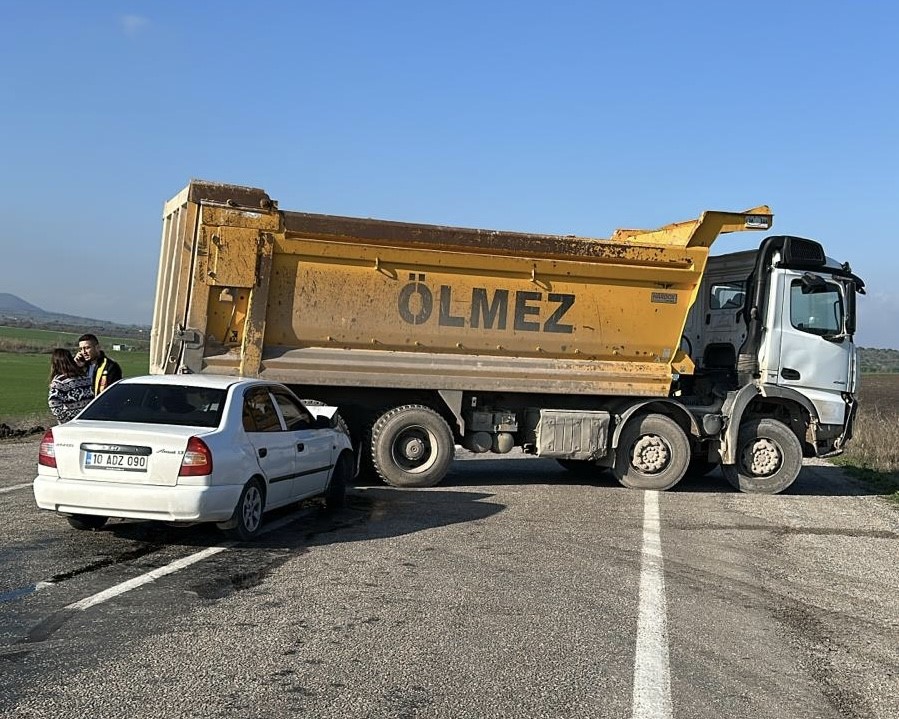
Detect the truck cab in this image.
<box><xmin>682</xmin><ymin>236</ymin><xmax>864</xmax><ymax>490</ymax></box>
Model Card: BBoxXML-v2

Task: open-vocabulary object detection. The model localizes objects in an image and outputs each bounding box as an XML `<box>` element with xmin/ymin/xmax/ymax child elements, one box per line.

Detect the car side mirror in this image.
<box><xmin>314</xmin><ymin>415</ymin><xmax>332</xmax><ymax>430</ymax></box>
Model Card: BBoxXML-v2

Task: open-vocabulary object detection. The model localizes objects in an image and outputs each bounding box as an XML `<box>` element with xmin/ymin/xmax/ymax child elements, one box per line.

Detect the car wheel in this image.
<box><xmin>324</xmin><ymin>452</ymin><xmax>352</xmax><ymax>512</ymax></box>
<box><xmin>613</xmin><ymin>413</ymin><xmax>690</xmax><ymax>491</ymax></box>
<box><xmin>66</xmin><ymin>514</ymin><xmax>108</xmax><ymax>531</ymax></box>
<box><xmin>225</xmin><ymin>479</ymin><xmax>265</xmax><ymax>541</ymax></box>
<box><xmin>722</xmin><ymin>418</ymin><xmax>803</xmax><ymax>494</ymax></box>
<box><xmin>370</xmin><ymin>404</ymin><xmax>454</xmax><ymax>488</ymax></box>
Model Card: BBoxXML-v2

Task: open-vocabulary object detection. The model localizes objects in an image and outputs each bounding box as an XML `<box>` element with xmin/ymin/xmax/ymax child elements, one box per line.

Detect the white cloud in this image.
<box><xmin>120</xmin><ymin>14</ymin><xmax>149</xmax><ymax>36</ymax></box>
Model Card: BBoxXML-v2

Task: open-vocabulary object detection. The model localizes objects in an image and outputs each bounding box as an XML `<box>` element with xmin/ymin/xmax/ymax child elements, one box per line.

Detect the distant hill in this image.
<box><xmin>0</xmin><ymin>292</ymin><xmax>149</xmax><ymax>340</ymax></box>
<box><xmin>0</xmin><ymin>293</ymin><xmax>47</xmax><ymax>315</ymax></box>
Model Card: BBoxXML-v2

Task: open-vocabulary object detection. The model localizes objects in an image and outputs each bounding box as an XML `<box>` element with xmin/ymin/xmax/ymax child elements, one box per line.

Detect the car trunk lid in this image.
<box><xmin>51</xmin><ymin>421</ymin><xmax>211</xmax><ymax>486</ymax></box>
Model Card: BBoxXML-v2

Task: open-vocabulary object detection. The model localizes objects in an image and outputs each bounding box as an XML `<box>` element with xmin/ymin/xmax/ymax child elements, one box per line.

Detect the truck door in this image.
<box><xmin>775</xmin><ymin>272</ymin><xmax>851</xmax><ymax>425</ymax></box>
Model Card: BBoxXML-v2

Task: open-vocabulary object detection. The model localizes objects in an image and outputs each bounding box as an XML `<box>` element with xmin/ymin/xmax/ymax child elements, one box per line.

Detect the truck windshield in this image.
<box><xmin>789</xmin><ymin>279</ymin><xmax>843</xmax><ymax>337</ymax></box>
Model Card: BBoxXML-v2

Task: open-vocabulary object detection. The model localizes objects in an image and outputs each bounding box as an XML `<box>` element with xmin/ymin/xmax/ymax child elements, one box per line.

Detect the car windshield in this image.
<box><xmin>79</xmin><ymin>383</ymin><xmax>227</xmax><ymax>428</ymax></box>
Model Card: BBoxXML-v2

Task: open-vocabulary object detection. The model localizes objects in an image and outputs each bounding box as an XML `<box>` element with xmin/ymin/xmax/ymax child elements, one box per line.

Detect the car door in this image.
<box><xmin>270</xmin><ymin>389</ymin><xmax>335</xmax><ymax>498</ymax></box>
<box><xmin>241</xmin><ymin>387</ymin><xmax>297</xmax><ymax>509</ymax></box>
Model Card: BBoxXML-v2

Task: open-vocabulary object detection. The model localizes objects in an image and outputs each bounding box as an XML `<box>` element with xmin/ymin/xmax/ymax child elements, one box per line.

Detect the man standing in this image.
<box><xmin>74</xmin><ymin>333</ymin><xmax>123</xmax><ymax>395</ymax></box>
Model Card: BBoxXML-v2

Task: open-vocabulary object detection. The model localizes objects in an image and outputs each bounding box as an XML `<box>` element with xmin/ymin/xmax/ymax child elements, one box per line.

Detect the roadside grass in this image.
<box><xmin>832</xmin><ymin>407</ymin><xmax>899</xmax><ymax>503</ymax></box>
<box><xmin>0</xmin><ymin>351</ymin><xmax>150</xmax><ymax>424</ymax></box>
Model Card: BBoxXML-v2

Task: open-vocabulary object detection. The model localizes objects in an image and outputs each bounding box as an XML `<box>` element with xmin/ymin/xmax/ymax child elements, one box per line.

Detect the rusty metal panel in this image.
<box><xmin>187</xmin><ymin>181</ymin><xmax>274</xmax><ymax>210</ymax></box>
<box><xmin>250</xmin><ymin>347</ymin><xmax>676</xmax><ymax>396</ymax></box>
<box><xmin>205</xmin><ymin>227</ymin><xmax>260</xmax><ymax>287</ymax></box>
<box><xmin>150</xmin><ymin>192</ymin><xmax>198</xmax><ymax>374</ymax></box>
<box><xmin>280</xmin><ymin>205</ymin><xmax>771</xmax><ymax>258</ymax></box>
<box><xmin>240</xmin><ymin>233</ymin><xmax>274</xmax><ymax>377</ymax></box>
<box><xmin>159</xmin><ymin>180</ymin><xmax>771</xmax><ymax>393</ymax></box>
<box><xmin>535</xmin><ymin>410</ymin><xmax>611</xmax><ymax>459</ymax></box>
<box><xmin>201</xmin><ymin>205</ymin><xmax>281</xmax><ymax>232</ymax></box>
<box><xmin>260</xmin><ymin>242</ymin><xmax>698</xmax><ymax>368</ymax></box>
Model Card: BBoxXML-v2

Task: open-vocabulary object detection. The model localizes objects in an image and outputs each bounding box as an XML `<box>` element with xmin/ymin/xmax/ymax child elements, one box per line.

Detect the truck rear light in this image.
<box><xmin>38</xmin><ymin>430</ymin><xmax>57</xmax><ymax>468</ymax></box>
<box><xmin>179</xmin><ymin>436</ymin><xmax>213</xmax><ymax>476</ymax></box>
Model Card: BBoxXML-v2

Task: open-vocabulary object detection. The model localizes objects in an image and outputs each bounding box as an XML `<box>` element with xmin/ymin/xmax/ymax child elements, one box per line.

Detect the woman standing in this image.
<box><xmin>48</xmin><ymin>348</ymin><xmax>94</xmax><ymax>424</ymax></box>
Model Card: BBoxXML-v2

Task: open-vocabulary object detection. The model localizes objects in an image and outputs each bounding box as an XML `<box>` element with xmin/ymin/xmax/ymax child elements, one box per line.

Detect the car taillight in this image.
<box><xmin>38</xmin><ymin>429</ymin><xmax>57</xmax><ymax>468</ymax></box>
<box><xmin>179</xmin><ymin>436</ymin><xmax>213</xmax><ymax>476</ymax></box>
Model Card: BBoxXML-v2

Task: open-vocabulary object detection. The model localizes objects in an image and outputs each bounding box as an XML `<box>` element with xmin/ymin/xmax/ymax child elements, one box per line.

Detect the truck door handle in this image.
<box><xmin>297</xmin><ymin>443</ymin><xmax>305</xmax><ymax>452</ymax></box>
<box><xmin>781</xmin><ymin>367</ymin><xmax>801</xmax><ymax>380</ymax></box>
<box><xmin>258</xmin><ymin>448</ymin><xmax>267</xmax><ymax>458</ymax></box>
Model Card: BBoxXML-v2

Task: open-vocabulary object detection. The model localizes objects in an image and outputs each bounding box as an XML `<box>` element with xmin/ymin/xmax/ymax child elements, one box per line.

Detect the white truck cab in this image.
<box><xmin>682</xmin><ymin>235</ymin><xmax>864</xmax><ymax>491</ymax></box>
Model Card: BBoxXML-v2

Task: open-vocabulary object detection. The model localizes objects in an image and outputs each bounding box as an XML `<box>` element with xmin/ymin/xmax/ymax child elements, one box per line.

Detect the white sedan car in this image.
<box><xmin>34</xmin><ymin>375</ymin><xmax>354</xmax><ymax>540</ymax></box>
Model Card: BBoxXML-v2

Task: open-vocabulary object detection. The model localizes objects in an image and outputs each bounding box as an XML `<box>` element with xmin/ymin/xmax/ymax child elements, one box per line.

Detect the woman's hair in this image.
<box><xmin>49</xmin><ymin>348</ymin><xmax>84</xmax><ymax>382</ymax></box>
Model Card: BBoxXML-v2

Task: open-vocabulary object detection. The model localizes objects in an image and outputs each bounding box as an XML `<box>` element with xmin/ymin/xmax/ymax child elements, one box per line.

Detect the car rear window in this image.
<box><xmin>79</xmin><ymin>383</ymin><xmax>227</xmax><ymax>428</ymax></box>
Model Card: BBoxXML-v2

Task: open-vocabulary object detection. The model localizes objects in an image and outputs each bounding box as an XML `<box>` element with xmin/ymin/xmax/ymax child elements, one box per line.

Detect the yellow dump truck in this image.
<box><xmin>151</xmin><ymin>181</ymin><xmax>864</xmax><ymax>493</ymax></box>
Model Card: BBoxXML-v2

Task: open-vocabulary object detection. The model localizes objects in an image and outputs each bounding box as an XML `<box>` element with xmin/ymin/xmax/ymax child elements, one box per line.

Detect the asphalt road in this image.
<box><xmin>1</xmin><ymin>437</ymin><xmax>897</xmax><ymax>719</ymax></box>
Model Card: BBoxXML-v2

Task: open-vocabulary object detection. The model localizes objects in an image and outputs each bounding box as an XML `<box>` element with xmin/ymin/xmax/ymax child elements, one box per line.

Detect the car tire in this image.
<box><xmin>224</xmin><ymin>479</ymin><xmax>265</xmax><ymax>541</ymax></box>
<box><xmin>324</xmin><ymin>452</ymin><xmax>352</xmax><ymax>512</ymax></box>
<box><xmin>66</xmin><ymin>514</ymin><xmax>108</xmax><ymax>531</ymax></box>
<box><xmin>370</xmin><ymin>404</ymin><xmax>454</xmax><ymax>488</ymax></box>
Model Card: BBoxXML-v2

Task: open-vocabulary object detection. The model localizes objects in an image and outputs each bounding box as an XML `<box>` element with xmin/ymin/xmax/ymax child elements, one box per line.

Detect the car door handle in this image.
<box><xmin>258</xmin><ymin>448</ymin><xmax>267</xmax><ymax>458</ymax></box>
<box><xmin>297</xmin><ymin>443</ymin><xmax>305</xmax><ymax>452</ymax></box>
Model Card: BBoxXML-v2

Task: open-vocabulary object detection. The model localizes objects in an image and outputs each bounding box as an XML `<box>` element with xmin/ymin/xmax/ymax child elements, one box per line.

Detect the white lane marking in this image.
<box><xmin>64</xmin><ymin>505</ymin><xmax>315</xmax><ymax>610</ymax></box>
<box><xmin>631</xmin><ymin>490</ymin><xmax>673</xmax><ymax>719</ymax></box>
<box><xmin>0</xmin><ymin>482</ymin><xmax>32</xmax><ymax>494</ymax></box>
<box><xmin>66</xmin><ymin>546</ymin><xmax>228</xmax><ymax>610</ymax></box>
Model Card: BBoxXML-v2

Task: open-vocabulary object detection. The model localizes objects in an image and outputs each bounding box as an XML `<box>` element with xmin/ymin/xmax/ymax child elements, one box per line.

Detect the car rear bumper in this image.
<box><xmin>33</xmin><ymin>476</ymin><xmax>242</xmax><ymax>523</ymax></box>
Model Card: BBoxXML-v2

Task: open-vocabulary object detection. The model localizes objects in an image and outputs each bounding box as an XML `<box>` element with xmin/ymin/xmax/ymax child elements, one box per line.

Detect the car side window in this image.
<box><xmin>242</xmin><ymin>389</ymin><xmax>283</xmax><ymax>432</ymax></box>
<box><xmin>271</xmin><ymin>390</ymin><xmax>315</xmax><ymax>431</ymax></box>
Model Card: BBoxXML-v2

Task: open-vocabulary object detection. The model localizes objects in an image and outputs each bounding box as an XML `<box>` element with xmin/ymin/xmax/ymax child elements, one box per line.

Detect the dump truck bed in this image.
<box><xmin>151</xmin><ymin>181</ymin><xmax>771</xmax><ymax>397</ymax></box>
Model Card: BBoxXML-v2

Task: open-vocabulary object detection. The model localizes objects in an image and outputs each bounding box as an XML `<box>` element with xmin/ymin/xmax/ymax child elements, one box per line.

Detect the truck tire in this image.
<box><xmin>371</xmin><ymin>404</ymin><xmax>454</xmax><ymax>488</ymax></box>
<box><xmin>613</xmin><ymin>413</ymin><xmax>690</xmax><ymax>490</ymax></box>
<box><xmin>722</xmin><ymin>418</ymin><xmax>802</xmax><ymax>494</ymax></box>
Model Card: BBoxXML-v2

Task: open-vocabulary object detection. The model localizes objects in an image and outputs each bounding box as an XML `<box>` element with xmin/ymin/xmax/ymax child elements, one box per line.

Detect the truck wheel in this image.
<box><xmin>722</xmin><ymin>418</ymin><xmax>802</xmax><ymax>494</ymax></box>
<box><xmin>613</xmin><ymin>414</ymin><xmax>690</xmax><ymax>490</ymax></box>
<box><xmin>371</xmin><ymin>405</ymin><xmax>454</xmax><ymax>488</ymax></box>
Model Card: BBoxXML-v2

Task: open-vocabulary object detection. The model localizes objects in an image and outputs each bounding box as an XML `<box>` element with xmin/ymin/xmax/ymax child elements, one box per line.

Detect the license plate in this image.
<box><xmin>84</xmin><ymin>452</ymin><xmax>148</xmax><ymax>472</ymax></box>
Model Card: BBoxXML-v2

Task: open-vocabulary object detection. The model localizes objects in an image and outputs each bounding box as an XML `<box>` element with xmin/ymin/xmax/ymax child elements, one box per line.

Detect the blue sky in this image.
<box><xmin>1</xmin><ymin>1</ymin><xmax>897</xmax><ymax>347</ymax></box>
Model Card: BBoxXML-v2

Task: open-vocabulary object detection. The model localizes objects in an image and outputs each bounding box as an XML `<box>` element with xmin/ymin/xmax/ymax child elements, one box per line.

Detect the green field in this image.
<box><xmin>0</xmin><ymin>351</ymin><xmax>150</xmax><ymax>424</ymax></box>
<box><xmin>0</xmin><ymin>325</ymin><xmax>150</xmax><ymax>352</ymax></box>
